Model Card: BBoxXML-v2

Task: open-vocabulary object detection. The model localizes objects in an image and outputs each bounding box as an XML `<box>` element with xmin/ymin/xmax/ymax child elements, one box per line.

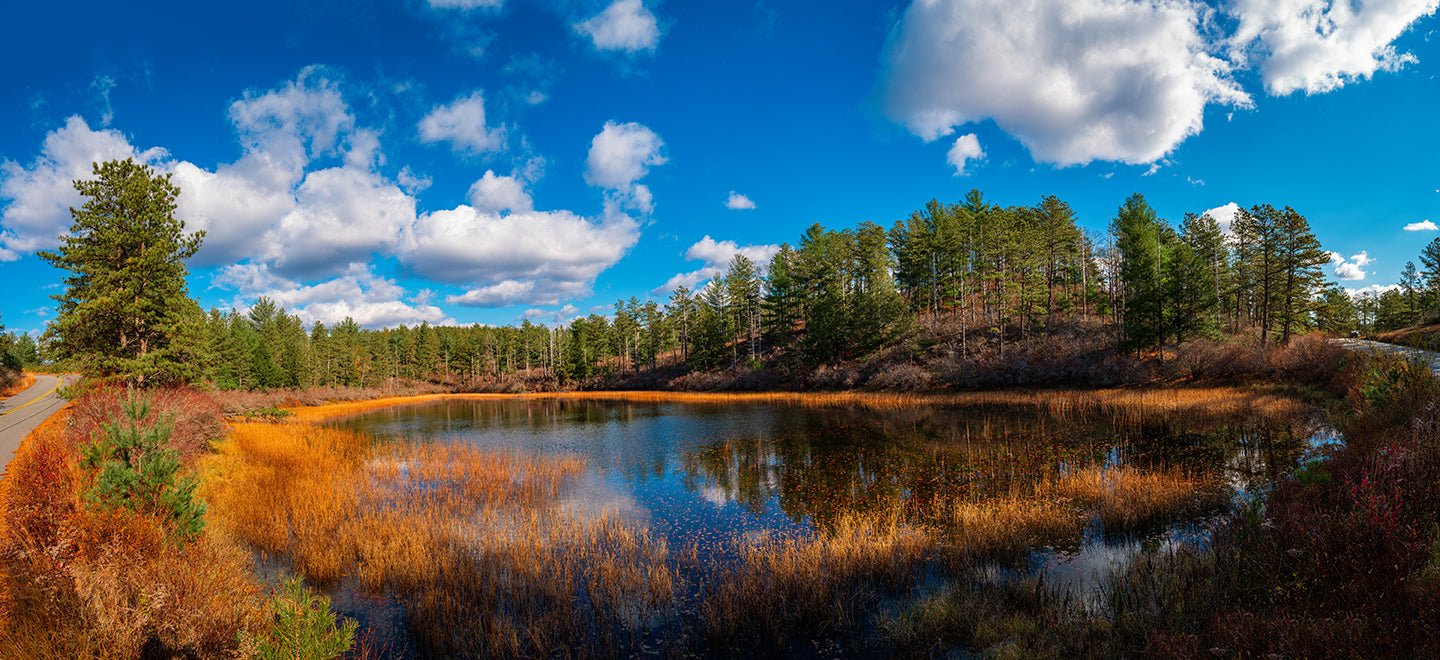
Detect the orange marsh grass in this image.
<box><xmin>200</xmin><ymin>422</ymin><xmax>677</xmax><ymax>657</ymax></box>
<box><xmin>282</xmin><ymin>386</ymin><xmax>1307</xmax><ymax>425</ymax></box>
<box><xmin>206</xmin><ymin>395</ymin><xmax>1248</xmax><ymax>655</ymax></box>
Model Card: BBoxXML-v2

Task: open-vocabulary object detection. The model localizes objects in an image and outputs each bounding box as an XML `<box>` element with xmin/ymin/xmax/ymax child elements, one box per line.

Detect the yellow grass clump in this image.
<box><xmin>1053</xmin><ymin>465</ymin><xmax>1225</xmax><ymax>531</ymax></box>
<box><xmin>947</xmin><ymin>493</ymin><xmax>1082</xmax><ymax>557</ymax></box>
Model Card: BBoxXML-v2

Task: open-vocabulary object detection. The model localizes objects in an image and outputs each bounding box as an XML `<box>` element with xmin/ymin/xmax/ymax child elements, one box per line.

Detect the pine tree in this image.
<box><xmin>39</xmin><ymin>159</ymin><xmax>207</xmax><ymax>385</ymax></box>
<box><xmin>1420</xmin><ymin>237</ymin><xmax>1440</xmax><ymax>312</ymax></box>
<box><xmin>1272</xmin><ymin>206</ymin><xmax>1330</xmax><ymax>344</ymax></box>
<box><xmin>1401</xmin><ymin>261</ymin><xmax>1422</xmax><ymax>326</ymax></box>
<box><xmin>80</xmin><ymin>394</ymin><xmax>206</xmax><ymax>541</ymax></box>
<box><xmin>1114</xmin><ymin>194</ymin><xmax>1165</xmax><ymax>352</ymax></box>
<box><xmin>725</xmin><ymin>254</ymin><xmax>762</xmax><ymax>362</ymax></box>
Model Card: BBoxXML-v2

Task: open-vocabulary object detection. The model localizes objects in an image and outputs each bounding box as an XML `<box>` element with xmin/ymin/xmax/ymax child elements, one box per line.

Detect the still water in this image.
<box><xmin>325</xmin><ymin>397</ymin><xmax>1328</xmax><ymax>653</ymax></box>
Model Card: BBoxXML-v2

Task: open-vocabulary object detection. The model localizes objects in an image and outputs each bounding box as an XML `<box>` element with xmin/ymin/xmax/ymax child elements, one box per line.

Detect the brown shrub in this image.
<box><xmin>65</xmin><ymin>386</ymin><xmax>225</xmax><ymax>463</ymax></box>
<box><xmin>208</xmin><ymin>381</ymin><xmax>451</xmax><ymax>415</ymax></box>
<box><xmin>865</xmin><ymin>362</ymin><xmax>933</xmax><ymax>391</ymax></box>
<box><xmin>0</xmin><ymin>401</ymin><xmax>266</xmax><ymax>658</ymax></box>
<box><xmin>1267</xmin><ymin>333</ymin><xmax>1348</xmax><ymax>386</ymax></box>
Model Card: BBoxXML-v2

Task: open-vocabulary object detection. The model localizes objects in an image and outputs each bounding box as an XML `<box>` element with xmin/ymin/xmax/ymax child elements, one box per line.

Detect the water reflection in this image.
<box><xmin>335</xmin><ymin>398</ymin><xmax>1323</xmax><ymax>547</ymax></box>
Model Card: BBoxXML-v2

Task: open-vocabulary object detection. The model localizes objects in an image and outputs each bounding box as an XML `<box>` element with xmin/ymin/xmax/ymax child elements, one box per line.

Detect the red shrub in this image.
<box><xmin>65</xmin><ymin>386</ymin><xmax>225</xmax><ymax>463</ymax></box>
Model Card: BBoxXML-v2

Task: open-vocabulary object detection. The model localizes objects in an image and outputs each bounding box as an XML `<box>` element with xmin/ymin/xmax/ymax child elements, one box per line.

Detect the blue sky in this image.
<box><xmin>1</xmin><ymin>0</ymin><xmax>1437</xmax><ymax>333</ymax></box>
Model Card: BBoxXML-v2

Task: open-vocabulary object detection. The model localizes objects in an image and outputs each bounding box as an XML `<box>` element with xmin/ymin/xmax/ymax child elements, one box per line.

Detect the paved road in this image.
<box><xmin>1336</xmin><ymin>339</ymin><xmax>1440</xmax><ymax>373</ymax></box>
<box><xmin>0</xmin><ymin>374</ymin><xmax>72</xmax><ymax>475</ymax></box>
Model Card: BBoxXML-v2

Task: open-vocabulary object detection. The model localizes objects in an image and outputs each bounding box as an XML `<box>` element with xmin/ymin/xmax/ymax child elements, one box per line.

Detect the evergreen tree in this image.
<box><xmin>725</xmin><ymin>254</ymin><xmax>762</xmax><ymax>362</ymax></box>
<box><xmin>39</xmin><ymin>159</ymin><xmax>207</xmax><ymax>385</ymax></box>
<box><xmin>1314</xmin><ymin>285</ymin><xmax>1358</xmax><ymax>335</ymax></box>
<box><xmin>1420</xmin><ymin>237</ymin><xmax>1440</xmax><ymax>311</ymax></box>
<box><xmin>79</xmin><ymin>395</ymin><xmax>206</xmax><ymax>541</ymax></box>
<box><xmin>1113</xmin><ymin>194</ymin><xmax>1165</xmax><ymax>352</ymax></box>
<box><xmin>1401</xmin><ymin>261</ymin><xmax>1423</xmax><ymax>326</ymax></box>
<box><xmin>1271</xmin><ymin>206</ymin><xmax>1330</xmax><ymax>344</ymax></box>
<box><xmin>761</xmin><ymin>245</ymin><xmax>801</xmax><ymax>350</ymax></box>
<box><xmin>669</xmin><ymin>286</ymin><xmax>694</xmax><ymax>363</ymax></box>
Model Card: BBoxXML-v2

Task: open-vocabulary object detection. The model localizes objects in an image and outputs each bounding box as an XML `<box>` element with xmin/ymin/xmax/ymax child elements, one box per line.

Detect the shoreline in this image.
<box><xmin>279</xmin><ymin>383</ymin><xmax>1315</xmax><ymax>424</ymax></box>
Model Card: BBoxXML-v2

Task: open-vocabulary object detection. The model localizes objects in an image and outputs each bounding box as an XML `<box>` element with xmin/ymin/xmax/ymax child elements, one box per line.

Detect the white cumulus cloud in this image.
<box><xmin>403</xmin><ymin>202</ymin><xmax>641</xmax><ymax>307</ymax></box>
<box><xmin>214</xmin><ymin>263</ymin><xmax>451</xmax><ymax>329</ymax></box>
<box><xmin>653</xmin><ymin>235</ymin><xmax>780</xmax><ymax>295</ymax></box>
<box><xmin>468</xmin><ymin>170</ymin><xmax>533</xmax><ymax>214</ymax></box>
<box><xmin>418</xmin><ymin>91</ymin><xmax>505</xmax><ymax>154</ymax></box>
<box><xmin>1404</xmin><ymin>219</ymin><xmax>1438</xmax><ymax>231</ymax></box>
<box><xmin>1228</xmin><ymin>0</ymin><xmax>1439</xmax><ymax>96</ymax></box>
<box><xmin>585</xmin><ymin>120</ymin><xmax>665</xmax><ymax>212</ymax></box>
<box><xmin>585</xmin><ymin>120</ymin><xmax>665</xmax><ymax>189</ymax></box>
<box><xmin>881</xmin><ymin>0</ymin><xmax>1251</xmax><ymax>166</ymax></box>
<box><xmin>0</xmin><ymin>116</ymin><xmax>168</xmax><ymax>260</ymax></box>
<box><xmin>1329</xmin><ymin>250</ymin><xmax>1373</xmax><ymax>281</ymax></box>
<box><xmin>575</xmin><ymin>0</ymin><xmax>660</xmax><ymax>53</ymax></box>
<box><xmin>1202</xmin><ymin>201</ymin><xmax>1242</xmax><ymax>235</ymax></box>
<box><xmin>725</xmin><ymin>191</ymin><xmax>756</xmax><ymax>210</ymax></box>
<box><xmin>946</xmin><ymin>133</ymin><xmax>984</xmax><ymax>175</ymax></box>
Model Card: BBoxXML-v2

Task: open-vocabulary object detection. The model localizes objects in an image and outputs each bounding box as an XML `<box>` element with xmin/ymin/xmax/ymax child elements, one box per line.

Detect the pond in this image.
<box><xmin>305</xmin><ymin>396</ymin><xmax>1329</xmax><ymax>656</ymax></box>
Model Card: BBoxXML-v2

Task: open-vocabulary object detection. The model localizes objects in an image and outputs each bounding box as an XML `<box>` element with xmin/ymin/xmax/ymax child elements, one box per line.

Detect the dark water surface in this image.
<box><xmin>325</xmin><ymin>397</ymin><xmax>1329</xmax><ymax>653</ymax></box>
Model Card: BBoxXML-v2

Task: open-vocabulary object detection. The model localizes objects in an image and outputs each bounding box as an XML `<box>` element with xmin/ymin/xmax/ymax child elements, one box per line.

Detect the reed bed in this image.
<box><xmin>201</xmin><ymin>422</ymin><xmax>678</xmax><ymax>657</ymax></box>
<box><xmin>1052</xmin><ymin>465</ymin><xmax>1225</xmax><ymax>531</ymax></box>
<box><xmin>204</xmin><ymin>396</ymin><xmax>1252</xmax><ymax>655</ymax></box>
<box><xmin>697</xmin><ymin>508</ymin><xmax>935</xmax><ymax>651</ymax></box>
<box><xmin>946</xmin><ymin>493</ymin><xmax>1082</xmax><ymax>556</ymax></box>
<box><xmin>283</xmin><ymin>385</ymin><xmax>1307</xmax><ymax>426</ymax></box>
<box><xmin>930</xmin><ymin>464</ymin><xmax>1225</xmax><ymax>563</ymax></box>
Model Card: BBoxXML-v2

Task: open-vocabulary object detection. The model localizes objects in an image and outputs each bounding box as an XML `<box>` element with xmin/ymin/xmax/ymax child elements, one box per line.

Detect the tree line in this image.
<box><xmin>1346</xmin><ymin>238</ymin><xmax>1440</xmax><ymax>333</ymax></box>
<box><xmin>23</xmin><ymin>159</ymin><xmax>1352</xmax><ymax>389</ymax></box>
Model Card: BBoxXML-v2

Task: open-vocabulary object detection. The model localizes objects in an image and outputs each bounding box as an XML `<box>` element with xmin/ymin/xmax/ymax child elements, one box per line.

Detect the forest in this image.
<box><xmin>10</xmin><ymin>158</ymin><xmax>1400</xmax><ymax>395</ymax></box>
<box><xmin>5</xmin><ymin>155</ymin><xmax>1438</xmax><ymax>400</ymax></box>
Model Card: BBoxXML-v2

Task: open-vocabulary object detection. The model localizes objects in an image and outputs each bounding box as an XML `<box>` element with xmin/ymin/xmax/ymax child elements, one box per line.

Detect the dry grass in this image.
<box><xmin>0</xmin><ymin>373</ymin><xmax>35</xmax><ymax>399</ymax></box>
<box><xmin>201</xmin><ymin>421</ymin><xmax>677</xmax><ymax>657</ymax></box>
<box><xmin>946</xmin><ymin>493</ymin><xmax>1082</xmax><ymax>557</ymax></box>
<box><xmin>1053</xmin><ymin>465</ymin><xmax>1225</xmax><ymax>531</ymax></box>
<box><xmin>283</xmin><ymin>385</ymin><xmax>1306</xmax><ymax>425</ymax></box>
<box><xmin>0</xmin><ymin>404</ymin><xmax>268</xmax><ymax>658</ymax></box>
<box><xmin>698</xmin><ymin>508</ymin><xmax>935</xmax><ymax>651</ymax></box>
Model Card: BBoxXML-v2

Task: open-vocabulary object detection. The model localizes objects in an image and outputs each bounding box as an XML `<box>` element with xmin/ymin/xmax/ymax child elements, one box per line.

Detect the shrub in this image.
<box><xmin>252</xmin><ymin>577</ymin><xmax>357</xmax><ymax>660</ymax></box>
<box><xmin>236</xmin><ymin>406</ymin><xmax>294</xmax><ymax>422</ymax></box>
<box><xmin>865</xmin><ymin>362</ymin><xmax>932</xmax><ymax>391</ymax></box>
<box><xmin>79</xmin><ymin>395</ymin><xmax>206</xmax><ymax>542</ymax></box>
<box><xmin>67</xmin><ymin>385</ymin><xmax>225</xmax><ymax>462</ymax></box>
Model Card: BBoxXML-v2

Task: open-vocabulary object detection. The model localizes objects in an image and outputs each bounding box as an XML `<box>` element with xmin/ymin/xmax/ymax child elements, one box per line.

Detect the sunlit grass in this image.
<box><xmin>201</xmin><ymin>393</ymin><xmax>1260</xmax><ymax>655</ymax></box>
<box><xmin>283</xmin><ymin>386</ymin><xmax>1307</xmax><ymax>425</ymax></box>
<box><xmin>1053</xmin><ymin>465</ymin><xmax>1225</xmax><ymax>531</ymax></box>
<box><xmin>0</xmin><ymin>372</ymin><xmax>35</xmax><ymax>399</ymax></box>
<box><xmin>698</xmin><ymin>509</ymin><xmax>934</xmax><ymax>650</ymax></box>
<box><xmin>200</xmin><ymin>421</ymin><xmax>676</xmax><ymax>657</ymax></box>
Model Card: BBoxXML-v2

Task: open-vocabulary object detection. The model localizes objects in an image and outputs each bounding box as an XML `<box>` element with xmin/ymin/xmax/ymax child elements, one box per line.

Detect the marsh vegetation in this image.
<box><xmin>193</xmin><ymin>388</ymin><xmax>1326</xmax><ymax>656</ymax></box>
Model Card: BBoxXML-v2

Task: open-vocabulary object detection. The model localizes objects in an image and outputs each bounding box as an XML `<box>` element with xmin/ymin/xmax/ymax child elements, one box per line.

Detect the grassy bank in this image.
<box><xmin>0</xmin><ymin>387</ymin><xmax>361</xmax><ymax>658</ymax></box>
<box><xmin>0</xmin><ymin>372</ymin><xmax>33</xmax><ymax>398</ymax></box>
